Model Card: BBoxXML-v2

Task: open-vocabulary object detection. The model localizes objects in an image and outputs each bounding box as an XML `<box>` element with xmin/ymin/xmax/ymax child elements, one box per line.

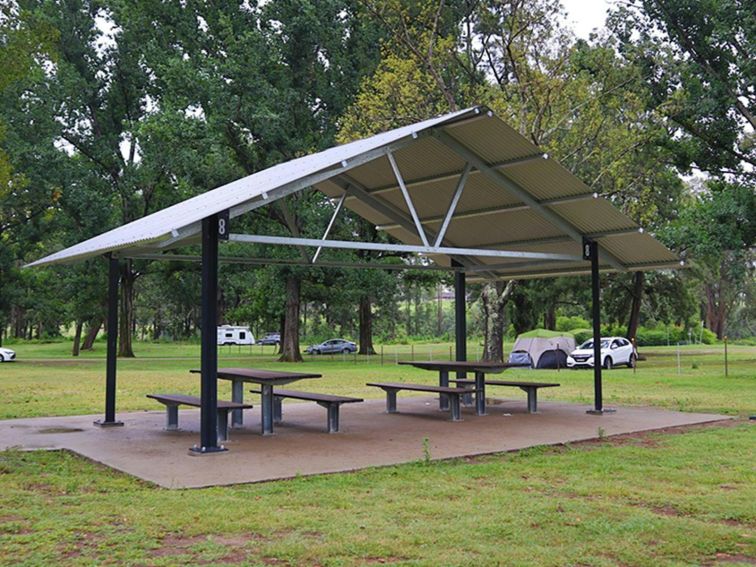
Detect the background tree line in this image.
<box><xmin>0</xmin><ymin>0</ymin><xmax>753</xmax><ymax>361</ymax></box>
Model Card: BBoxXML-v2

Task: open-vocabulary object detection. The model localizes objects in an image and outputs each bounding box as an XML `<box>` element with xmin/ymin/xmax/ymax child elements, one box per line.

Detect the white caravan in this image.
<box><xmin>217</xmin><ymin>325</ymin><xmax>255</xmax><ymax>346</ymax></box>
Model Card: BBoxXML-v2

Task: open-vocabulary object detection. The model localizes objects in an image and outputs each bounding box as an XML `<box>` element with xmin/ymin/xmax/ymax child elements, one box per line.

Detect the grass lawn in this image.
<box><xmin>0</xmin><ymin>340</ymin><xmax>754</xmax><ymax>565</ymax></box>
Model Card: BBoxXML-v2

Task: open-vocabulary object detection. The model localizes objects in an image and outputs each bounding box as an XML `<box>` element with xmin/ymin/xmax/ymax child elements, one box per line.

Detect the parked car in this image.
<box><xmin>567</xmin><ymin>337</ymin><xmax>636</xmax><ymax>369</ymax></box>
<box><xmin>0</xmin><ymin>347</ymin><xmax>16</xmax><ymax>362</ymax></box>
<box><xmin>258</xmin><ymin>332</ymin><xmax>281</xmax><ymax>346</ymax></box>
<box><xmin>306</xmin><ymin>339</ymin><xmax>357</xmax><ymax>355</ymax></box>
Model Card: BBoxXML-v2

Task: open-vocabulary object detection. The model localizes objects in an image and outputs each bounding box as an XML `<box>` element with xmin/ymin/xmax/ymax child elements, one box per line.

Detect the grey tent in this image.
<box><xmin>508</xmin><ymin>331</ymin><xmax>576</xmax><ymax>369</ymax></box>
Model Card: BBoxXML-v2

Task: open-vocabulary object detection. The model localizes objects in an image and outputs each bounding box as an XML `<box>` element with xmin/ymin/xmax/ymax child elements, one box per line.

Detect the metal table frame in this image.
<box><xmin>398</xmin><ymin>360</ymin><xmax>528</xmax><ymax>416</ymax></box>
<box><xmin>191</xmin><ymin>368</ymin><xmax>321</xmax><ymax>435</ymax></box>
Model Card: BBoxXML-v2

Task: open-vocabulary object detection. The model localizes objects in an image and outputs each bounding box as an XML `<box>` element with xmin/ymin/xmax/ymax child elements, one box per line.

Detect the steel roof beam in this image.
<box><xmin>124</xmin><ymin>253</ymin><xmax>463</xmax><ymax>272</ymax></box>
<box><xmin>377</xmin><ymin>191</ymin><xmax>597</xmax><ymax>231</ymax></box>
<box><xmin>432</xmin><ymin>129</ymin><xmax>627</xmax><ymax>271</ymax></box>
<box><xmin>228</xmin><ymin>234</ymin><xmax>583</xmax><ymax>262</ymax></box>
<box><xmin>345</xmin><ymin>152</ymin><xmax>548</xmax><ymax>202</ymax></box>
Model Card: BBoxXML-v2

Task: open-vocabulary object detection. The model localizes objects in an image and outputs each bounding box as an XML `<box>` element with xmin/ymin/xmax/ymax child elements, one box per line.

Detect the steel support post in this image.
<box><xmin>453</xmin><ymin>260</ymin><xmax>473</xmax><ymax>405</ymax></box>
<box><xmin>587</xmin><ymin>241</ymin><xmax>612</xmax><ymax>415</ymax></box>
<box><xmin>191</xmin><ymin>214</ymin><xmax>225</xmax><ymax>453</ymax></box>
<box><xmin>94</xmin><ymin>254</ymin><xmax>123</xmax><ymax>427</ymax></box>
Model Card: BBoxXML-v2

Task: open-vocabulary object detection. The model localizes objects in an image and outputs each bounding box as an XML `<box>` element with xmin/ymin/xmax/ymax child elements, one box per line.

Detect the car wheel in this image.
<box><xmin>314</xmin><ymin>349</ymin><xmax>321</xmax><ymax>355</ymax></box>
<box><xmin>627</xmin><ymin>353</ymin><xmax>637</xmax><ymax>368</ymax></box>
<box><xmin>342</xmin><ymin>348</ymin><xmax>351</xmax><ymax>354</ymax></box>
<box><xmin>0</xmin><ymin>354</ymin><xmax>4</xmax><ymax>362</ymax></box>
<box><xmin>603</xmin><ymin>357</ymin><xmax>613</xmax><ymax>370</ymax></box>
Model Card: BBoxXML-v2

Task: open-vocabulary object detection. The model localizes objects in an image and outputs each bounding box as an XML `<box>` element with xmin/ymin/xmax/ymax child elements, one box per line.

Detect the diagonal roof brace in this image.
<box><xmin>387</xmin><ymin>151</ymin><xmax>429</xmax><ymax>247</ymax></box>
<box><xmin>434</xmin><ymin>163</ymin><xmax>472</xmax><ymax>247</ymax></box>
<box><xmin>431</xmin><ymin>129</ymin><xmax>627</xmax><ymax>271</ymax></box>
<box><xmin>312</xmin><ymin>190</ymin><xmax>348</xmax><ymax>264</ymax></box>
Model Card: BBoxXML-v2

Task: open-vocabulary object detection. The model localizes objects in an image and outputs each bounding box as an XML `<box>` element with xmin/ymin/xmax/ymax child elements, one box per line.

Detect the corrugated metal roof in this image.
<box><xmin>26</xmin><ymin>105</ymin><xmax>680</xmax><ymax>278</ymax></box>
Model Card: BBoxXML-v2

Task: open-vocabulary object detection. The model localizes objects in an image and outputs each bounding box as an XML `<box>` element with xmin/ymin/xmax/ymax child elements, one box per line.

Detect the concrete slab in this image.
<box><xmin>0</xmin><ymin>398</ymin><xmax>730</xmax><ymax>488</ymax></box>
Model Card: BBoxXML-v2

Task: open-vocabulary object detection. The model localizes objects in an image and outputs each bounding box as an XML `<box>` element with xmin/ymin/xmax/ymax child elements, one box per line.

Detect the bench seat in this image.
<box><xmin>250</xmin><ymin>389</ymin><xmax>363</xmax><ymax>433</ymax></box>
<box><xmin>450</xmin><ymin>379</ymin><xmax>559</xmax><ymax>413</ymax></box>
<box><xmin>366</xmin><ymin>382</ymin><xmax>471</xmax><ymax>421</ymax></box>
<box><xmin>147</xmin><ymin>394</ymin><xmax>252</xmax><ymax>442</ymax></box>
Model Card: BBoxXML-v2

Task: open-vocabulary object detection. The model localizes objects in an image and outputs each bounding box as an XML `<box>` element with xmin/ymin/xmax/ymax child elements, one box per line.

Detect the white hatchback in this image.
<box><xmin>567</xmin><ymin>337</ymin><xmax>636</xmax><ymax>370</ymax></box>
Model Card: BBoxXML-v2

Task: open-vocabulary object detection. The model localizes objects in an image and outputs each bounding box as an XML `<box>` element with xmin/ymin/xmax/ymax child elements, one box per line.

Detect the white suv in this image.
<box><xmin>567</xmin><ymin>337</ymin><xmax>636</xmax><ymax>370</ymax></box>
<box><xmin>0</xmin><ymin>347</ymin><xmax>16</xmax><ymax>362</ymax></box>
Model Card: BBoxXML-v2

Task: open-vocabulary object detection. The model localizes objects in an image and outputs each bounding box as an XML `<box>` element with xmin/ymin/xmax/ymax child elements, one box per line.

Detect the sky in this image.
<box><xmin>561</xmin><ymin>0</ymin><xmax>613</xmax><ymax>39</ymax></box>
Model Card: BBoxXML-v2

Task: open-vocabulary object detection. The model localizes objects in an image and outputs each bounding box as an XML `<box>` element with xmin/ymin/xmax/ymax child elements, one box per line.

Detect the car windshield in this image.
<box><xmin>579</xmin><ymin>340</ymin><xmax>609</xmax><ymax>349</ymax></box>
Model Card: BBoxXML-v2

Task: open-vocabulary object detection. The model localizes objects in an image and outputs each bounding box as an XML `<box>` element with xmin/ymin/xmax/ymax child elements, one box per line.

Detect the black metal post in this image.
<box><xmin>94</xmin><ymin>254</ymin><xmax>123</xmax><ymax>427</ymax></box>
<box><xmin>191</xmin><ymin>214</ymin><xmax>225</xmax><ymax>453</ymax></box>
<box><xmin>453</xmin><ymin>260</ymin><xmax>467</xmax><ymax>374</ymax></box>
<box><xmin>586</xmin><ymin>241</ymin><xmax>610</xmax><ymax>415</ymax></box>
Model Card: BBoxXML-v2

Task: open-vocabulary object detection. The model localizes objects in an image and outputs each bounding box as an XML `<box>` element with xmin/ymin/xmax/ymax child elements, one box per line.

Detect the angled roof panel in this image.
<box><xmin>27</xmin><ymin>105</ymin><xmax>680</xmax><ymax>279</ymax></box>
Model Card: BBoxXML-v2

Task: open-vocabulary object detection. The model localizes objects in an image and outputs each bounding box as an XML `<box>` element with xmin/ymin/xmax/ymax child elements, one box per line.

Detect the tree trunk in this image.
<box><xmin>279</xmin><ymin>276</ymin><xmax>303</xmax><ymax>362</ymax></box>
<box><xmin>278</xmin><ymin>314</ymin><xmax>286</xmax><ymax>355</ymax></box>
<box><xmin>358</xmin><ymin>295</ymin><xmax>375</xmax><ymax>355</ymax></box>
<box><xmin>543</xmin><ymin>305</ymin><xmax>556</xmax><ymax>330</ymax></box>
<box><xmin>626</xmin><ymin>271</ymin><xmax>644</xmax><ymax>342</ymax></box>
<box><xmin>72</xmin><ymin>320</ymin><xmax>83</xmax><ymax>356</ymax></box>
<box><xmin>481</xmin><ymin>280</ymin><xmax>516</xmax><ymax>362</ymax></box>
<box><xmin>118</xmin><ymin>262</ymin><xmax>136</xmax><ymax>357</ymax></box>
<box><xmin>81</xmin><ymin>315</ymin><xmax>103</xmax><ymax>350</ymax></box>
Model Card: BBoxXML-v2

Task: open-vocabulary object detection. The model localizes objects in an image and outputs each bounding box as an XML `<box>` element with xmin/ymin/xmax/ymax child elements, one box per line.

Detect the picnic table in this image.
<box><xmin>397</xmin><ymin>360</ymin><xmax>529</xmax><ymax>416</ymax></box>
<box><xmin>190</xmin><ymin>368</ymin><xmax>321</xmax><ymax>435</ymax></box>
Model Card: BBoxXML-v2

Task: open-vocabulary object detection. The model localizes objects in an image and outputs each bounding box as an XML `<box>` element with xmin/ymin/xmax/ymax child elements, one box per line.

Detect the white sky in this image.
<box><xmin>561</xmin><ymin>0</ymin><xmax>612</xmax><ymax>39</ymax></box>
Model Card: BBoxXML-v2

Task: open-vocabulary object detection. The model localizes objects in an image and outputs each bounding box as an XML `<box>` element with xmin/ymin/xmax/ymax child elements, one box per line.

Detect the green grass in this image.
<box><xmin>0</xmin><ymin>424</ymin><xmax>753</xmax><ymax>566</ymax></box>
<box><xmin>0</xmin><ymin>340</ymin><xmax>754</xmax><ymax>565</ymax></box>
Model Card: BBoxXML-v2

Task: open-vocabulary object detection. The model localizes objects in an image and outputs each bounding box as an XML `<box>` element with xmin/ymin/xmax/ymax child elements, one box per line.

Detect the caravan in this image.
<box><xmin>217</xmin><ymin>325</ymin><xmax>255</xmax><ymax>346</ymax></box>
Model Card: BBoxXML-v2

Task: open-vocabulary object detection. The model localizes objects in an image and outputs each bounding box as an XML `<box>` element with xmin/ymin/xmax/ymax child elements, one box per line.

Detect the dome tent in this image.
<box><xmin>508</xmin><ymin>329</ymin><xmax>576</xmax><ymax>369</ymax></box>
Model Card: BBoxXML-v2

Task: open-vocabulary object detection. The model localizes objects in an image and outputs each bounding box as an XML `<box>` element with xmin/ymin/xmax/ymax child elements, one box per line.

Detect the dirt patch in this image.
<box><xmin>151</xmin><ymin>532</ymin><xmax>266</xmax><ymax>559</ymax></box>
<box><xmin>362</xmin><ymin>557</ymin><xmax>409</xmax><ymax>564</ymax></box>
<box><xmin>706</xmin><ymin>553</ymin><xmax>756</xmax><ymax>565</ymax></box>
<box><xmin>650</xmin><ymin>504</ymin><xmax>682</xmax><ymax>517</ymax></box>
<box><xmin>36</xmin><ymin>427</ymin><xmax>85</xmax><ymax>434</ymax></box>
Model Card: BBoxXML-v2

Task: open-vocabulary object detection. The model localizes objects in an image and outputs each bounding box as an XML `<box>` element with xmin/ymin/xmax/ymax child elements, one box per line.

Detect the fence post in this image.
<box><xmin>724</xmin><ymin>336</ymin><xmax>729</xmax><ymax>377</ymax></box>
<box><xmin>676</xmin><ymin>342</ymin><xmax>681</xmax><ymax>375</ymax></box>
<box><xmin>411</xmin><ymin>344</ymin><xmax>414</xmax><ymax>361</ymax></box>
<box><xmin>449</xmin><ymin>345</ymin><xmax>452</xmax><ymax>361</ymax></box>
<box><xmin>381</xmin><ymin>344</ymin><xmax>384</xmax><ymax>366</ymax></box>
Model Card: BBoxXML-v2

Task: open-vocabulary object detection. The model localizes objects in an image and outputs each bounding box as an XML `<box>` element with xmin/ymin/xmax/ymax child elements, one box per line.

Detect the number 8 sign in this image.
<box><xmin>218</xmin><ymin>210</ymin><xmax>230</xmax><ymax>240</ymax></box>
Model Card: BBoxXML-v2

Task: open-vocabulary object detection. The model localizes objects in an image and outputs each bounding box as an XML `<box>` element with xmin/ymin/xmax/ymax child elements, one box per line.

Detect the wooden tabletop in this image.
<box><xmin>190</xmin><ymin>368</ymin><xmax>322</xmax><ymax>382</ymax></box>
<box><xmin>398</xmin><ymin>360</ymin><xmax>529</xmax><ymax>372</ymax></box>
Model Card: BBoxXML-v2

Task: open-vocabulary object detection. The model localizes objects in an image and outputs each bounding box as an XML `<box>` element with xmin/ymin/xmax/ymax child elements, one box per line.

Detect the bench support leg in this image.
<box><xmin>273</xmin><ymin>396</ymin><xmax>283</xmax><ymax>424</ymax></box>
<box><xmin>231</xmin><ymin>379</ymin><xmax>244</xmax><ymax>428</ymax></box>
<box><xmin>318</xmin><ymin>402</ymin><xmax>340</xmax><ymax>433</ymax></box>
<box><xmin>522</xmin><ymin>387</ymin><xmax>538</xmax><ymax>414</ymax></box>
<box><xmin>385</xmin><ymin>390</ymin><xmax>398</xmax><ymax>413</ymax></box>
<box><xmin>475</xmin><ymin>371</ymin><xmax>487</xmax><ymax>416</ymax></box>
<box><xmin>438</xmin><ymin>369</ymin><xmax>450</xmax><ymax>411</ymax></box>
<box><xmin>450</xmin><ymin>395</ymin><xmax>462</xmax><ymax>422</ymax></box>
<box><xmin>261</xmin><ymin>384</ymin><xmax>275</xmax><ymax>436</ymax></box>
<box><xmin>217</xmin><ymin>409</ymin><xmax>229</xmax><ymax>442</ymax></box>
<box><xmin>165</xmin><ymin>405</ymin><xmax>179</xmax><ymax>431</ymax></box>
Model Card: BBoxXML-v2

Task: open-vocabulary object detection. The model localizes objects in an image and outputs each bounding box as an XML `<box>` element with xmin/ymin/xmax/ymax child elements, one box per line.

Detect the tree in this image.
<box><xmin>664</xmin><ymin>180</ymin><xmax>755</xmax><ymax>338</ymax></box>
<box><xmin>609</xmin><ymin>0</ymin><xmax>755</xmax><ymax>180</ymax></box>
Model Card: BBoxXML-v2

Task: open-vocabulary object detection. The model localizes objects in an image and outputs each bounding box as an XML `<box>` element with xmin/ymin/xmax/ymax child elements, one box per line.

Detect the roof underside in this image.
<box><xmin>26</xmin><ymin>106</ymin><xmax>680</xmax><ymax>279</ymax></box>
